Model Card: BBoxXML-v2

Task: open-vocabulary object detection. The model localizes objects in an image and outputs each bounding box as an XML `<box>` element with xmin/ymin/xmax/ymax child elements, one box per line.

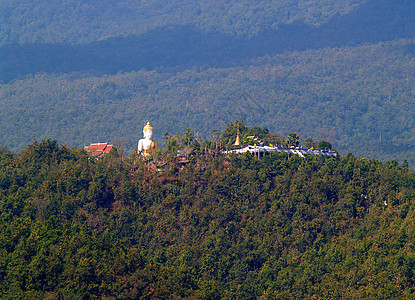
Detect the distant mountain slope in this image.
<box><xmin>0</xmin><ymin>0</ymin><xmax>413</xmax><ymax>83</ymax></box>
<box><xmin>0</xmin><ymin>39</ymin><xmax>414</xmax><ymax>165</ymax></box>
<box><xmin>0</xmin><ymin>0</ymin><xmax>414</xmax><ymax>165</ymax></box>
<box><xmin>0</xmin><ymin>0</ymin><xmax>365</xmax><ymax>45</ymax></box>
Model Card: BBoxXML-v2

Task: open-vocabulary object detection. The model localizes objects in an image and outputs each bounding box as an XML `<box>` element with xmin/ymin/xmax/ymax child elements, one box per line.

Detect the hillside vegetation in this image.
<box><xmin>0</xmin><ymin>0</ymin><xmax>365</xmax><ymax>45</ymax></box>
<box><xmin>0</xmin><ymin>0</ymin><xmax>414</xmax><ymax>164</ymax></box>
<box><xmin>1</xmin><ymin>138</ymin><xmax>415</xmax><ymax>298</ymax></box>
<box><xmin>1</xmin><ymin>0</ymin><xmax>413</xmax><ymax>83</ymax></box>
<box><xmin>1</xmin><ymin>38</ymin><xmax>414</xmax><ymax>164</ymax></box>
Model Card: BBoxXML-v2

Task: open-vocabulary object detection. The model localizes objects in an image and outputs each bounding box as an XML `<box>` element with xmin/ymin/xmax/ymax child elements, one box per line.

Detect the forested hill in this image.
<box><xmin>0</xmin><ymin>0</ymin><xmax>366</xmax><ymax>46</ymax></box>
<box><xmin>0</xmin><ymin>0</ymin><xmax>414</xmax><ymax>165</ymax></box>
<box><xmin>1</xmin><ymin>139</ymin><xmax>415</xmax><ymax>298</ymax></box>
<box><xmin>1</xmin><ymin>0</ymin><xmax>414</xmax><ymax>83</ymax></box>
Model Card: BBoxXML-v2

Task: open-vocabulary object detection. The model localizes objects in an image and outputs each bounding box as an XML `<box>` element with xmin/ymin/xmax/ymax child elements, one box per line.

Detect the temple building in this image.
<box><xmin>224</xmin><ymin>145</ymin><xmax>337</xmax><ymax>158</ymax></box>
<box><xmin>84</xmin><ymin>143</ymin><xmax>114</xmax><ymax>159</ymax></box>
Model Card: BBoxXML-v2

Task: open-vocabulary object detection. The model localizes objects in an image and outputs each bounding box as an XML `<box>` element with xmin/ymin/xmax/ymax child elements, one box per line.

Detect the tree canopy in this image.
<box><xmin>1</xmin><ymin>138</ymin><xmax>415</xmax><ymax>298</ymax></box>
<box><xmin>0</xmin><ymin>0</ymin><xmax>367</xmax><ymax>46</ymax></box>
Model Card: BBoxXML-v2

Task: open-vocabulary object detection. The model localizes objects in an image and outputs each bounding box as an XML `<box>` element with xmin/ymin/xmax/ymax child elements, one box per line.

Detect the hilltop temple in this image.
<box><xmin>225</xmin><ymin>131</ymin><xmax>337</xmax><ymax>158</ymax></box>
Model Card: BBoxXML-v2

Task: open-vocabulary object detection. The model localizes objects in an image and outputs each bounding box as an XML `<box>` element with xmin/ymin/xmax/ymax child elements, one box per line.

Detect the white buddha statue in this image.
<box><xmin>138</xmin><ymin>121</ymin><xmax>158</xmax><ymax>157</ymax></box>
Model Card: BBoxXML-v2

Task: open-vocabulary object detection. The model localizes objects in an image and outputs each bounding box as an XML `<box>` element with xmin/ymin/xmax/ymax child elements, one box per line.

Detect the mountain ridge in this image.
<box><xmin>0</xmin><ymin>0</ymin><xmax>366</xmax><ymax>46</ymax></box>
<box><xmin>1</xmin><ymin>0</ymin><xmax>414</xmax><ymax>83</ymax></box>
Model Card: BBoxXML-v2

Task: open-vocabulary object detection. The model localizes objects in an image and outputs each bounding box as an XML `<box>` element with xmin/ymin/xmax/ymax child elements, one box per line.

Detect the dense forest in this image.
<box><xmin>1</xmin><ymin>2</ymin><xmax>415</xmax><ymax>297</ymax></box>
<box><xmin>1</xmin><ymin>38</ymin><xmax>414</xmax><ymax>164</ymax></box>
<box><xmin>1</xmin><ymin>0</ymin><xmax>413</xmax><ymax>83</ymax></box>
<box><xmin>0</xmin><ymin>0</ymin><xmax>414</xmax><ymax>164</ymax></box>
<box><xmin>1</xmin><ymin>134</ymin><xmax>415</xmax><ymax>298</ymax></box>
<box><xmin>0</xmin><ymin>0</ymin><xmax>365</xmax><ymax>45</ymax></box>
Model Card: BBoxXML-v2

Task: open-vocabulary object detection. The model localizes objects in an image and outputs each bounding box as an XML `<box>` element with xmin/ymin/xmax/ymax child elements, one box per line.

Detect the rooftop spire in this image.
<box><xmin>234</xmin><ymin>123</ymin><xmax>241</xmax><ymax>146</ymax></box>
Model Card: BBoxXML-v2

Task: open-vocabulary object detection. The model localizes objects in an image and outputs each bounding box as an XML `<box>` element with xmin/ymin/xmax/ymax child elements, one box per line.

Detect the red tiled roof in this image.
<box><xmin>86</xmin><ymin>143</ymin><xmax>108</xmax><ymax>151</ymax></box>
<box><xmin>85</xmin><ymin>143</ymin><xmax>114</xmax><ymax>158</ymax></box>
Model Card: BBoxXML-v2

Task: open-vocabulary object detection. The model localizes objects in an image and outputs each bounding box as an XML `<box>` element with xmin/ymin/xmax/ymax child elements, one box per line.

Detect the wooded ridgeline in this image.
<box><xmin>1</xmin><ymin>137</ymin><xmax>414</xmax><ymax>299</ymax></box>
